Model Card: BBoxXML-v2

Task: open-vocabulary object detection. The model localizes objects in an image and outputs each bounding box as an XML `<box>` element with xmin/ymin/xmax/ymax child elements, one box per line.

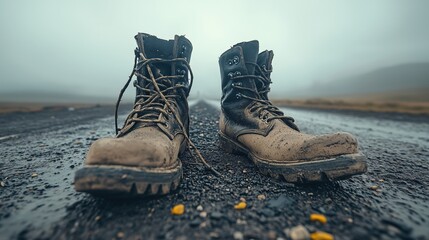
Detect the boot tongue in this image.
<box><xmin>256</xmin><ymin>50</ymin><xmax>274</xmax><ymax>93</ymax></box>
<box><xmin>257</xmin><ymin>50</ymin><xmax>274</xmax><ymax>75</ymax></box>
<box><xmin>233</xmin><ymin>40</ymin><xmax>259</xmax><ymax>74</ymax></box>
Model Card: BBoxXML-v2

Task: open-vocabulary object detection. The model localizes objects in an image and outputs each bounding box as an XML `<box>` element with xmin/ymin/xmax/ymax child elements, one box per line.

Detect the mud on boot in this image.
<box><xmin>218</xmin><ymin>40</ymin><xmax>367</xmax><ymax>183</ymax></box>
<box><xmin>74</xmin><ymin>33</ymin><xmax>194</xmax><ymax>196</ymax></box>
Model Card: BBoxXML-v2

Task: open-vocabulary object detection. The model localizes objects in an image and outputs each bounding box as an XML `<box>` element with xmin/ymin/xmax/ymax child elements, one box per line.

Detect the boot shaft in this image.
<box><xmin>219</xmin><ymin>41</ymin><xmax>299</xmax><ymax>137</ymax></box>
<box><xmin>117</xmin><ymin>33</ymin><xmax>193</xmax><ymax>137</ymax></box>
<box><xmin>134</xmin><ymin>33</ymin><xmax>193</xmax><ymax>99</ymax></box>
<box><xmin>219</xmin><ymin>41</ymin><xmax>261</xmax><ymax>115</ymax></box>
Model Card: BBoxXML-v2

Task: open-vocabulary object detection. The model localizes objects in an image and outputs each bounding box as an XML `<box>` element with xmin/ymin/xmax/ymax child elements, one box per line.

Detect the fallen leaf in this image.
<box><xmin>310</xmin><ymin>231</ymin><xmax>334</xmax><ymax>240</ymax></box>
<box><xmin>234</xmin><ymin>202</ymin><xmax>246</xmax><ymax>210</ymax></box>
<box><xmin>171</xmin><ymin>204</ymin><xmax>185</xmax><ymax>215</ymax></box>
<box><xmin>310</xmin><ymin>213</ymin><xmax>327</xmax><ymax>224</ymax></box>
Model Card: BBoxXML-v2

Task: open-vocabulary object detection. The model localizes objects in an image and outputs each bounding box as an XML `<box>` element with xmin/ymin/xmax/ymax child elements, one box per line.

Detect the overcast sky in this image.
<box><xmin>1</xmin><ymin>0</ymin><xmax>428</xmax><ymax>102</ymax></box>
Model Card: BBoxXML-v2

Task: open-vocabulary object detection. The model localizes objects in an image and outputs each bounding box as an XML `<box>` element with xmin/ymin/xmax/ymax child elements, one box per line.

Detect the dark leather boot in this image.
<box><xmin>74</xmin><ymin>33</ymin><xmax>193</xmax><ymax>196</ymax></box>
<box><xmin>218</xmin><ymin>40</ymin><xmax>367</xmax><ymax>183</ymax></box>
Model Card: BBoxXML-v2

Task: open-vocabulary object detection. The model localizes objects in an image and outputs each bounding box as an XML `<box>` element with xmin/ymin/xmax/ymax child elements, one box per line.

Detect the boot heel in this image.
<box><xmin>218</xmin><ymin>132</ymin><xmax>246</xmax><ymax>155</ymax></box>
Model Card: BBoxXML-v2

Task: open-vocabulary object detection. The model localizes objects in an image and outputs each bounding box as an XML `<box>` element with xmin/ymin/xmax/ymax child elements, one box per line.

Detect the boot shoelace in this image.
<box><xmin>230</xmin><ymin>62</ymin><xmax>299</xmax><ymax>131</ymax></box>
<box><xmin>114</xmin><ymin>51</ymin><xmax>222</xmax><ymax>177</ymax></box>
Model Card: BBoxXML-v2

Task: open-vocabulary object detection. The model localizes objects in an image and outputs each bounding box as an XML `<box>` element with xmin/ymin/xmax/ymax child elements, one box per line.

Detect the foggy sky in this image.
<box><xmin>1</xmin><ymin>0</ymin><xmax>429</xmax><ymax>102</ymax></box>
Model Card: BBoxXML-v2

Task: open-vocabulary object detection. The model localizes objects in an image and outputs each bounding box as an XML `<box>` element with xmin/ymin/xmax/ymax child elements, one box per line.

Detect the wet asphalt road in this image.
<box><xmin>0</xmin><ymin>100</ymin><xmax>429</xmax><ymax>240</ymax></box>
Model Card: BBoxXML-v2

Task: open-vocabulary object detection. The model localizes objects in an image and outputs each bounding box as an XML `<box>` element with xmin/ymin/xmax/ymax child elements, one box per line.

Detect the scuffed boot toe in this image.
<box><xmin>301</xmin><ymin>132</ymin><xmax>359</xmax><ymax>161</ymax></box>
<box><xmin>85</xmin><ymin>137</ymin><xmax>175</xmax><ymax>169</ymax></box>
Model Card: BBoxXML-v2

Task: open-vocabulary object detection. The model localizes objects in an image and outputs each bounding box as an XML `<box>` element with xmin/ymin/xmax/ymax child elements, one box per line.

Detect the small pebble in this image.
<box><xmin>116</xmin><ymin>231</ymin><xmax>125</xmax><ymax>238</ymax></box>
<box><xmin>233</xmin><ymin>231</ymin><xmax>244</xmax><ymax>240</ymax></box>
<box><xmin>239</xmin><ymin>197</ymin><xmax>246</xmax><ymax>202</ymax></box>
<box><xmin>0</xmin><ymin>181</ymin><xmax>5</xmax><ymax>187</ymax></box>
<box><xmin>369</xmin><ymin>185</ymin><xmax>379</xmax><ymax>191</ymax></box>
<box><xmin>288</xmin><ymin>224</ymin><xmax>310</xmax><ymax>240</ymax></box>
<box><xmin>95</xmin><ymin>216</ymin><xmax>101</xmax><ymax>221</ymax></box>
<box><xmin>189</xmin><ymin>218</ymin><xmax>201</xmax><ymax>227</ymax></box>
<box><xmin>236</xmin><ymin>219</ymin><xmax>246</xmax><ymax>225</ymax></box>
<box><xmin>210</xmin><ymin>211</ymin><xmax>222</xmax><ymax>219</ymax></box>
<box><xmin>196</xmin><ymin>205</ymin><xmax>203</xmax><ymax>211</ymax></box>
<box><xmin>257</xmin><ymin>194</ymin><xmax>266</xmax><ymax>200</ymax></box>
<box><xmin>199</xmin><ymin>211</ymin><xmax>207</xmax><ymax>218</ymax></box>
<box><xmin>267</xmin><ymin>230</ymin><xmax>277</xmax><ymax>240</ymax></box>
<box><xmin>31</xmin><ymin>173</ymin><xmax>38</xmax><ymax>178</ymax></box>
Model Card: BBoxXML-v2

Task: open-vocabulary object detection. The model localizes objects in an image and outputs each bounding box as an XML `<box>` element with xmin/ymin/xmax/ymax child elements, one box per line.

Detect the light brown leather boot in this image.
<box><xmin>74</xmin><ymin>33</ymin><xmax>193</xmax><ymax>196</ymax></box>
<box><xmin>218</xmin><ymin>40</ymin><xmax>367</xmax><ymax>183</ymax></box>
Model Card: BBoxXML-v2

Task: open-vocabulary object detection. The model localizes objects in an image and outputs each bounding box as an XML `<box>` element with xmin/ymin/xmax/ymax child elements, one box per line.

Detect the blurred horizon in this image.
<box><xmin>1</xmin><ymin>0</ymin><xmax>429</xmax><ymax>104</ymax></box>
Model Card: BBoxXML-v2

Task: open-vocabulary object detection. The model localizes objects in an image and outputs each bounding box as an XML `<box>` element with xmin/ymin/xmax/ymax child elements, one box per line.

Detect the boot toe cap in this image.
<box><xmin>302</xmin><ymin>132</ymin><xmax>359</xmax><ymax>159</ymax></box>
<box><xmin>85</xmin><ymin>137</ymin><xmax>173</xmax><ymax>168</ymax></box>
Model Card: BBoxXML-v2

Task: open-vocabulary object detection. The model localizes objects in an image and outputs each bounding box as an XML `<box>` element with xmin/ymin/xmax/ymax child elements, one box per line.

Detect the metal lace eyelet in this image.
<box><xmin>182</xmin><ymin>45</ymin><xmax>187</xmax><ymax>51</ymax></box>
<box><xmin>231</xmin><ymin>83</ymin><xmax>235</xmax><ymax>87</ymax></box>
<box><xmin>235</xmin><ymin>71</ymin><xmax>241</xmax><ymax>76</ymax></box>
<box><xmin>227</xmin><ymin>59</ymin><xmax>233</xmax><ymax>65</ymax></box>
<box><xmin>236</xmin><ymin>93</ymin><xmax>241</xmax><ymax>99</ymax></box>
<box><xmin>236</xmin><ymin>82</ymin><xmax>242</xmax><ymax>86</ymax></box>
<box><xmin>233</xmin><ymin>55</ymin><xmax>239</xmax><ymax>64</ymax></box>
<box><xmin>228</xmin><ymin>72</ymin><xmax>234</xmax><ymax>78</ymax></box>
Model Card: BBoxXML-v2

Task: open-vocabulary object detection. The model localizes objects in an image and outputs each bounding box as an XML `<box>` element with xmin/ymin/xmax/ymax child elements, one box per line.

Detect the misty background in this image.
<box><xmin>1</xmin><ymin>0</ymin><xmax>429</xmax><ymax>103</ymax></box>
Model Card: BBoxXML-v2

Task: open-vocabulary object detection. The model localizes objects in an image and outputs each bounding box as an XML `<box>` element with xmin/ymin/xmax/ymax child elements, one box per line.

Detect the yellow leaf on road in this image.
<box><xmin>310</xmin><ymin>231</ymin><xmax>334</xmax><ymax>240</ymax></box>
<box><xmin>234</xmin><ymin>202</ymin><xmax>247</xmax><ymax>210</ymax></box>
<box><xmin>310</xmin><ymin>213</ymin><xmax>327</xmax><ymax>224</ymax></box>
<box><xmin>171</xmin><ymin>204</ymin><xmax>185</xmax><ymax>215</ymax></box>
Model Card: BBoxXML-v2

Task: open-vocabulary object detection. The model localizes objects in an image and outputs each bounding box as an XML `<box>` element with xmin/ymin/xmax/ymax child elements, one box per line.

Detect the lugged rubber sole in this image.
<box><xmin>74</xmin><ymin>162</ymin><xmax>182</xmax><ymax>197</ymax></box>
<box><xmin>219</xmin><ymin>132</ymin><xmax>367</xmax><ymax>183</ymax></box>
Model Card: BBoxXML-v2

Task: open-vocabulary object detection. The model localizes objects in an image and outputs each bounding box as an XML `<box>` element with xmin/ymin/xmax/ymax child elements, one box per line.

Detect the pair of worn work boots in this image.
<box><xmin>74</xmin><ymin>33</ymin><xmax>367</xmax><ymax>197</ymax></box>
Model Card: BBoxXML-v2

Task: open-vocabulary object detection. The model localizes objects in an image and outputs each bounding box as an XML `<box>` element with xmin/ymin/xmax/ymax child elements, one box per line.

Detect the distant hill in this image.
<box><xmin>286</xmin><ymin>62</ymin><xmax>429</xmax><ymax>101</ymax></box>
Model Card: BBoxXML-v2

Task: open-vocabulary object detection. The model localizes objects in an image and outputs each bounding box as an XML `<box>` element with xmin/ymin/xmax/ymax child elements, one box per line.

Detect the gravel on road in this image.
<box><xmin>0</xmin><ymin>101</ymin><xmax>428</xmax><ymax>240</ymax></box>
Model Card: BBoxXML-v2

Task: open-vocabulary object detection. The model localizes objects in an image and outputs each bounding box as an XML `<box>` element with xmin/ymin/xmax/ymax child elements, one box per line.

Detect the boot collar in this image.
<box><xmin>134</xmin><ymin>33</ymin><xmax>192</xmax><ymax>61</ymax></box>
<box><xmin>232</xmin><ymin>40</ymin><xmax>259</xmax><ymax>74</ymax></box>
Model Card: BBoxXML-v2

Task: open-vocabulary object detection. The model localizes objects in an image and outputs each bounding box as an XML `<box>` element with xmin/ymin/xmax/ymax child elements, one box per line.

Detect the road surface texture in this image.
<box><xmin>1</xmin><ymin>100</ymin><xmax>428</xmax><ymax>240</ymax></box>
